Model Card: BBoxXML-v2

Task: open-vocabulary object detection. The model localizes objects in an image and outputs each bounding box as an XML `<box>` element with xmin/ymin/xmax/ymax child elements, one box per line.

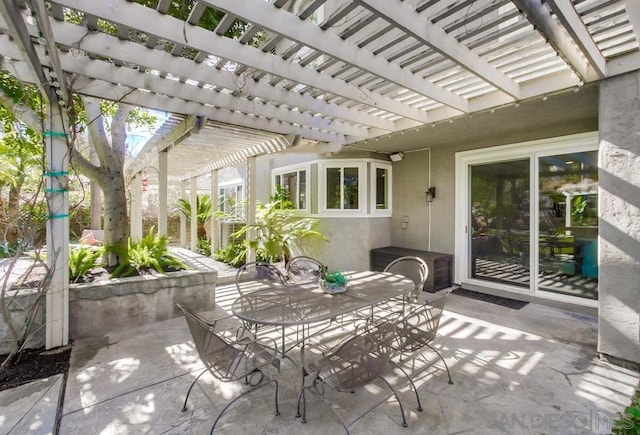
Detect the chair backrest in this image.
<box><xmin>383</xmin><ymin>256</ymin><xmax>429</xmax><ymax>293</ymax></box>
<box><xmin>286</xmin><ymin>256</ymin><xmax>325</xmax><ymax>283</ymax></box>
<box><xmin>318</xmin><ymin>318</ymin><xmax>396</xmax><ymax>392</ymax></box>
<box><xmin>394</xmin><ymin>294</ymin><xmax>447</xmax><ymax>354</ymax></box>
<box><xmin>177</xmin><ymin>304</ymin><xmax>248</xmax><ymax>382</ymax></box>
<box><xmin>235</xmin><ymin>261</ymin><xmax>288</xmax><ymax>295</ymax></box>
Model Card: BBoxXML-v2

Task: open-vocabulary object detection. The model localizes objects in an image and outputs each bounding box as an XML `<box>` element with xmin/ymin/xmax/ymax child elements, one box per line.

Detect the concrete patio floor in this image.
<box><xmin>48</xmin><ymin>278</ymin><xmax>638</xmax><ymax>435</ymax></box>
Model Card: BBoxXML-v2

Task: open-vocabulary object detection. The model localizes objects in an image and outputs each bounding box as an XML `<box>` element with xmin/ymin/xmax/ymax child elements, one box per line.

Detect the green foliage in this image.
<box><xmin>225</xmin><ymin>200</ymin><xmax>328</xmax><ymax>264</ymax></box>
<box><xmin>213</xmin><ymin>242</ymin><xmax>247</xmax><ymax>267</ymax></box>
<box><xmin>197</xmin><ymin>237</ymin><xmax>211</xmax><ymax>256</ymax></box>
<box><xmin>572</xmin><ymin>195</ymin><xmax>588</xmax><ymax>221</ymax></box>
<box><xmin>271</xmin><ymin>185</ymin><xmax>294</xmax><ymax>210</ymax></box>
<box><xmin>111</xmin><ymin>227</ymin><xmax>186</xmax><ymax>277</ymax></box>
<box><xmin>175</xmin><ymin>194</ymin><xmax>213</xmax><ymax>226</ymax></box>
<box><xmin>613</xmin><ymin>387</ymin><xmax>640</xmax><ymax>434</ymax></box>
<box><xmin>69</xmin><ymin>245</ymin><xmax>103</xmax><ymax>282</ymax></box>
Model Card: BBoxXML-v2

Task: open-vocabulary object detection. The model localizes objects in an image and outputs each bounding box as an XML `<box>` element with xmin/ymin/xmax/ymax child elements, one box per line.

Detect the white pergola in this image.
<box><xmin>0</xmin><ymin>0</ymin><xmax>638</xmax><ymax>348</ymax></box>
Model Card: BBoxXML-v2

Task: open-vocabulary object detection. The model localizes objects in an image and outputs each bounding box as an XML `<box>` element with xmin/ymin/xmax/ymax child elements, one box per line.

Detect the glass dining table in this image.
<box><xmin>231</xmin><ymin>270</ymin><xmax>416</xmax><ymax>356</ymax></box>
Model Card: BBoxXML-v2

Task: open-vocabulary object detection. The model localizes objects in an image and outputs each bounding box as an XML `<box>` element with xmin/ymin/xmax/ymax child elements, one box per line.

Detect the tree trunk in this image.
<box><xmin>89</xmin><ymin>145</ymin><xmax>102</xmax><ymax>230</ymax></box>
<box><xmin>6</xmin><ymin>183</ymin><xmax>21</xmax><ymax>244</ymax></box>
<box><xmin>101</xmin><ymin>168</ymin><xmax>129</xmax><ymax>267</ymax></box>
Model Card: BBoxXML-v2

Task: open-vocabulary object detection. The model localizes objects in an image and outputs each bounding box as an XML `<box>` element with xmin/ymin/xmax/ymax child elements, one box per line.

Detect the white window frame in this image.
<box><xmin>318</xmin><ymin>160</ymin><xmax>368</xmax><ymax>216</ymax></box>
<box><xmin>271</xmin><ymin>163</ymin><xmax>311</xmax><ymax>213</ymax></box>
<box><xmin>370</xmin><ymin>161</ymin><xmax>393</xmax><ymax>216</ymax></box>
<box><xmin>218</xmin><ymin>180</ymin><xmax>244</xmax><ymax>220</ymax></box>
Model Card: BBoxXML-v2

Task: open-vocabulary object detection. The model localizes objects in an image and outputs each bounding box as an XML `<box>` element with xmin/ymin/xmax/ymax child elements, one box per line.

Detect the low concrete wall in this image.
<box><xmin>69</xmin><ymin>269</ymin><xmax>217</xmax><ymax>340</ymax></box>
<box><xmin>0</xmin><ymin>290</ymin><xmax>46</xmax><ymax>355</ymax></box>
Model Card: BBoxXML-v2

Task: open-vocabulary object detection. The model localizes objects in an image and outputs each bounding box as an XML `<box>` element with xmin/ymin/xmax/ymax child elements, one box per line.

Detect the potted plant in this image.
<box><xmin>319</xmin><ymin>266</ymin><xmax>348</xmax><ymax>294</ymax></box>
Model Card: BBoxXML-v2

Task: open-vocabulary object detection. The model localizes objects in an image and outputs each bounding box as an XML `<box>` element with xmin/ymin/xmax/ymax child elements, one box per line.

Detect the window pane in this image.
<box><xmin>376</xmin><ymin>167</ymin><xmax>388</xmax><ymax>209</ymax></box>
<box><xmin>326</xmin><ymin>168</ymin><xmax>341</xmax><ymax>209</ymax></box>
<box><xmin>470</xmin><ymin>159</ymin><xmax>530</xmax><ymax>288</ymax></box>
<box><xmin>299</xmin><ymin>170</ymin><xmax>306</xmax><ymax>209</ymax></box>
<box><xmin>343</xmin><ymin>167</ymin><xmax>359</xmax><ymax>209</ymax></box>
<box><xmin>282</xmin><ymin>171</ymin><xmax>298</xmax><ymax>208</ymax></box>
<box><xmin>538</xmin><ymin>151</ymin><xmax>598</xmax><ymax>299</ymax></box>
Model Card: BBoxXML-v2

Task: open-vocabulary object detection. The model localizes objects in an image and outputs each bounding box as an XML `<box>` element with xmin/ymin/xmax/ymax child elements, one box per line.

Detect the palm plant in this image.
<box><xmin>175</xmin><ymin>194</ymin><xmax>213</xmax><ymax>239</ymax></box>
<box><xmin>228</xmin><ymin>198</ymin><xmax>328</xmax><ymax>264</ymax></box>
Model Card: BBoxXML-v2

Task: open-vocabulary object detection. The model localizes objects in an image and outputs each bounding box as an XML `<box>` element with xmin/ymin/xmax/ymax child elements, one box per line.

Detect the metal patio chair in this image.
<box><xmin>235</xmin><ymin>261</ymin><xmax>288</xmax><ymax>295</ymax></box>
<box><xmin>359</xmin><ymin>255</ymin><xmax>429</xmax><ymax>320</ymax></box>
<box><xmin>392</xmin><ymin>293</ymin><xmax>453</xmax><ymax>394</ymax></box>
<box><xmin>177</xmin><ymin>304</ymin><xmax>281</xmax><ymax>434</ymax></box>
<box><xmin>235</xmin><ymin>261</ymin><xmax>303</xmax><ymax>352</ymax></box>
<box><xmin>296</xmin><ymin>318</ymin><xmax>410</xmax><ymax>433</ymax></box>
<box><xmin>286</xmin><ymin>255</ymin><xmax>326</xmax><ymax>283</ymax></box>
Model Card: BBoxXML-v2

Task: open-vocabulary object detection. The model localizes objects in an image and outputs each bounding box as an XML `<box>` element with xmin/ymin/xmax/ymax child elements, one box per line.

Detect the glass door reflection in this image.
<box><xmin>470</xmin><ymin>159</ymin><xmax>530</xmax><ymax>288</ymax></box>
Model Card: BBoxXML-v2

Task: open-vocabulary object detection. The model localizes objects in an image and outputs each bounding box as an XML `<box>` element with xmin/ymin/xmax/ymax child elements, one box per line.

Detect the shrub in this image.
<box><xmin>111</xmin><ymin>227</ymin><xmax>187</xmax><ymax>277</ymax></box>
<box><xmin>197</xmin><ymin>237</ymin><xmax>211</xmax><ymax>256</ymax></box>
<box><xmin>214</xmin><ymin>242</ymin><xmax>247</xmax><ymax>267</ymax></box>
<box><xmin>69</xmin><ymin>245</ymin><xmax>103</xmax><ymax>282</ymax></box>
<box><xmin>613</xmin><ymin>386</ymin><xmax>640</xmax><ymax>434</ymax></box>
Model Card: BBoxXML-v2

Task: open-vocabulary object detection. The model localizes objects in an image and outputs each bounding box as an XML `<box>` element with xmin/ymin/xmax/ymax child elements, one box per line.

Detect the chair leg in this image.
<box><xmin>377</xmin><ymin>375</ymin><xmax>409</xmax><ymax>428</ymax></box>
<box><xmin>273</xmin><ymin>379</ymin><xmax>281</xmax><ymax>416</ymax></box>
<box><xmin>181</xmin><ymin>368</ymin><xmax>208</xmax><ymax>412</ymax></box>
<box><xmin>296</xmin><ymin>368</ymin><xmax>306</xmax><ymax>419</ymax></box>
<box><xmin>210</xmin><ymin>379</ymin><xmax>280</xmax><ymax>434</ymax></box>
<box><xmin>392</xmin><ymin>362</ymin><xmax>423</xmax><ymax>412</ymax></box>
<box><xmin>425</xmin><ymin>343</ymin><xmax>454</xmax><ymax>384</ymax></box>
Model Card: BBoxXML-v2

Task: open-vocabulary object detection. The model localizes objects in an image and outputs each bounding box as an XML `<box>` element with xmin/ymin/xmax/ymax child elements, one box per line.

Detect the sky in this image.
<box><xmin>126</xmin><ymin>110</ymin><xmax>170</xmax><ymax>157</ymax></box>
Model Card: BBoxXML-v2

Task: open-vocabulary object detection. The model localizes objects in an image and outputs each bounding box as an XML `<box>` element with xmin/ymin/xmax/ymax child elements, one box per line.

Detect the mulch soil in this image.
<box><xmin>0</xmin><ymin>345</ymin><xmax>72</xmax><ymax>392</ymax></box>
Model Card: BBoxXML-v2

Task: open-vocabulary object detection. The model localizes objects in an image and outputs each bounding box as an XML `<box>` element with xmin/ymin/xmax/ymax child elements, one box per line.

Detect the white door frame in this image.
<box><xmin>454</xmin><ymin>132</ymin><xmax>599</xmax><ymax>307</ymax></box>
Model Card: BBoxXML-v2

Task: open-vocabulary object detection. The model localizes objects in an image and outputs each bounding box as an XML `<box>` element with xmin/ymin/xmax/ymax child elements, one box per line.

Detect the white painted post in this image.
<box><xmin>158</xmin><ymin>151</ymin><xmax>168</xmax><ymax>237</ymax></box>
<box><xmin>210</xmin><ymin>170</ymin><xmax>219</xmax><ymax>255</ymax></box>
<box><xmin>180</xmin><ymin>182</ymin><xmax>187</xmax><ymax>248</ymax></box>
<box><xmin>45</xmin><ymin>94</ymin><xmax>69</xmax><ymax>349</ymax></box>
<box><xmin>130</xmin><ymin>174</ymin><xmax>143</xmax><ymax>241</ymax></box>
<box><xmin>246</xmin><ymin>156</ymin><xmax>257</xmax><ymax>263</ymax></box>
<box><xmin>190</xmin><ymin>177</ymin><xmax>198</xmax><ymax>251</ymax></box>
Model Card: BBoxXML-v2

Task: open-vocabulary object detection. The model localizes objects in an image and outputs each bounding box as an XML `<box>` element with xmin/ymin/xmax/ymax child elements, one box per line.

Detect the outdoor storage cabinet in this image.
<box><xmin>370</xmin><ymin>246</ymin><xmax>453</xmax><ymax>293</ymax></box>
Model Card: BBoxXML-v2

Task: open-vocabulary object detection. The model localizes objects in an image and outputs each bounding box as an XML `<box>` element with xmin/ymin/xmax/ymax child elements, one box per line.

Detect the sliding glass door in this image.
<box><xmin>470</xmin><ymin>159</ymin><xmax>530</xmax><ymax>288</ymax></box>
<box><xmin>537</xmin><ymin>151</ymin><xmax>598</xmax><ymax>300</ymax></box>
<box><xmin>456</xmin><ymin>134</ymin><xmax>598</xmax><ymax>305</ymax></box>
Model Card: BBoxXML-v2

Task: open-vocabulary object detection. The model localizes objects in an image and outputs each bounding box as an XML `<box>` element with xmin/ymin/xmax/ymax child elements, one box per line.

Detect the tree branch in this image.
<box><xmin>0</xmin><ymin>88</ymin><xmax>43</xmax><ymax>135</ymax></box>
<box><xmin>81</xmin><ymin>95</ymin><xmax>112</xmax><ymax>167</ymax></box>
<box><xmin>111</xmin><ymin>103</ymin><xmax>133</xmax><ymax>165</ymax></box>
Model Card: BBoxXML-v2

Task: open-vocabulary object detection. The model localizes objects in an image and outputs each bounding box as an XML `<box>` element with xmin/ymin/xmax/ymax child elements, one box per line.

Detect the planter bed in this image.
<box><xmin>69</xmin><ymin>269</ymin><xmax>217</xmax><ymax>340</ymax></box>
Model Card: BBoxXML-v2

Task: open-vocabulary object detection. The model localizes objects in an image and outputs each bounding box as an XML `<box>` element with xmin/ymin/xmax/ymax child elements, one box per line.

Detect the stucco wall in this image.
<box><xmin>312</xmin><ymin>217</ymin><xmax>391</xmax><ymax>271</ymax></box>
<box><xmin>265</xmin><ymin>151</ymin><xmax>392</xmax><ymax>272</ymax></box>
<box><xmin>597</xmin><ymin>71</ymin><xmax>640</xmax><ymax>363</ymax></box>
<box><xmin>390</xmin><ymin>93</ymin><xmax>599</xmax><ymax>260</ymax></box>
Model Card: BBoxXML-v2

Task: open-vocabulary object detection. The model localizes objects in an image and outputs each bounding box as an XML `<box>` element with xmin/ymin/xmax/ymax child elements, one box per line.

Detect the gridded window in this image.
<box><xmin>375</xmin><ymin>166</ymin><xmax>390</xmax><ymax>210</ymax></box>
<box><xmin>273</xmin><ymin>168</ymin><xmax>308</xmax><ymax>210</ymax></box>
<box><xmin>218</xmin><ymin>184</ymin><xmax>244</xmax><ymax>219</ymax></box>
<box><xmin>324</xmin><ymin>164</ymin><xmax>362</xmax><ymax>211</ymax></box>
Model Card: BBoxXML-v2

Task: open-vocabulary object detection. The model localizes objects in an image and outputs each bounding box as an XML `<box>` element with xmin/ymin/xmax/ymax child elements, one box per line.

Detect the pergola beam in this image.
<box><xmin>126</xmin><ymin>115</ymin><xmax>199</xmax><ymax>180</ymax></box>
<box><xmin>0</xmin><ymin>0</ymin><xmax>48</xmax><ymax>97</ymax></box>
<box><xmin>69</xmin><ymin>76</ymin><xmax>346</xmax><ymax>144</ymax></box>
<box><xmin>43</xmin><ymin>20</ymin><xmax>397</xmax><ymax>131</ymax></box>
<box><xmin>54</xmin><ymin>0</ymin><xmax>433</xmax><ymax>122</ymax></box>
<box><xmin>544</xmin><ymin>0</ymin><xmax>606</xmax><ymax>78</ymax></box>
<box><xmin>354</xmin><ymin>0</ymin><xmax>521</xmax><ymax>99</ymax></box>
<box><xmin>56</xmin><ymin>51</ymin><xmax>370</xmax><ymax>138</ymax></box>
<box><xmin>511</xmin><ymin>0</ymin><xmax>598</xmax><ymax>82</ymax></box>
<box><xmin>203</xmin><ymin>0</ymin><xmax>469</xmax><ymax>112</ymax></box>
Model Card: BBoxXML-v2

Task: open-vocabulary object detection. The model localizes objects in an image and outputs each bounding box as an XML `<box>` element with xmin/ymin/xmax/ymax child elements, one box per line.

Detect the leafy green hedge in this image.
<box><xmin>613</xmin><ymin>386</ymin><xmax>640</xmax><ymax>434</ymax></box>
